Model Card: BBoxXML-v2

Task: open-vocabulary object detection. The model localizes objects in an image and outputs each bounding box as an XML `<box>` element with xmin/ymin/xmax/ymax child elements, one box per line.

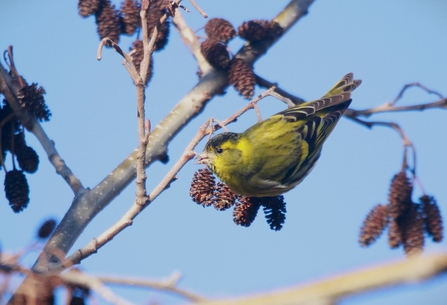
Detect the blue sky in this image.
<box><xmin>1</xmin><ymin>0</ymin><xmax>447</xmax><ymax>304</ymax></box>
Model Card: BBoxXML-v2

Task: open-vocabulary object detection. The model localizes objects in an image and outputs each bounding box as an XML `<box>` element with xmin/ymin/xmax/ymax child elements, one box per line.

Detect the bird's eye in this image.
<box><xmin>215</xmin><ymin>147</ymin><xmax>223</xmax><ymax>154</ymax></box>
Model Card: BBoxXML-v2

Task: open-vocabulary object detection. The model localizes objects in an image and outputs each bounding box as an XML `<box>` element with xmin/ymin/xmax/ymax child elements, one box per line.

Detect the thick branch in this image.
<box><xmin>196</xmin><ymin>253</ymin><xmax>447</xmax><ymax>305</ymax></box>
<box><xmin>56</xmin><ymin>87</ymin><xmax>275</xmax><ymax>268</ymax></box>
<box><xmin>31</xmin><ymin>0</ymin><xmax>315</xmax><ymax>274</ymax></box>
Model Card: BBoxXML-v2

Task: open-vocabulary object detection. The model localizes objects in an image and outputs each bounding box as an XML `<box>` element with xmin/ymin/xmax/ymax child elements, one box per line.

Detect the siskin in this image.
<box><xmin>196</xmin><ymin>73</ymin><xmax>361</xmax><ymax>197</ymax></box>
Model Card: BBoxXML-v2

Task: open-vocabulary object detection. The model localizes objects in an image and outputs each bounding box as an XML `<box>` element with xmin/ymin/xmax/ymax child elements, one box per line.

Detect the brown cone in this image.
<box><xmin>17</xmin><ymin>83</ymin><xmax>51</xmax><ymax>122</ymax></box>
<box><xmin>233</xmin><ymin>197</ymin><xmax>260</xmax><ymax>227</ymax></box>
<box><xmin>238</xmin><ymin>19</ymin><xmax>282</xmax><ymax>42</ymax></box>
<box><xmin>147</xmin><ymin>0</ymin><xmax>170</xmax><ymax>51</ymax></box>
<box><xmin>260</xmin><ymin>196</ymin><xmax>286</xmax><ymax>231</ymax></box>
<box><xmin>78</xmin><ymin>0</ymin><xmax>100</xmax><ymax>17</ymax></box>
<box><xmin>200</xmin><ymin>39</ymin><xmax>231</xmax><ymax>70</ymax></box>
<box><xmin>421</xmin><ymin>195</ymin><xmax>443</xmax><ymax>242</ymax></box>
<box><xmin>16</xmin><ymin>145</ymin><xmax>39</xmax><ymax>174</ymax></box>
<box><xmin>120</xmin><ymin>0</ymin><xmax>141</xmax><ymax>35</ymax></box>
<box><xmin>228</xmin><ymin>58</ymin><xmax>255</xmax><ymax>99</ymax></box>
<box><xmin>387</xmin><ymin>171</ymin><xmax>412</xmax><ymax>220</ymax></box>
<box><xmin>5</xmin><ymin>169</ymin><xmax>30</xmax><ymax>213</ymax></box>
<box><xmin>37</xmin><ymin>219</ymin><xmax>57</xmax><ymax>239</ymax></box>
<box><xmin>95</xmin><ymin>0</ymin><xmax>122</xmax><ymax>46</ymax></box>
<box><xmin>359</xmin><ymin>204</ymin><xmax>389</xmax><ymax>247</ymax></box>
<box><xmin>205</xmin><ymin>18</ymin><xmax>236</xmax><ymax>43</ymax></box>
<box><xmin>401</xmin><ymin>203</ymin><xmax>425</xmax><ymax>256</ymax></box>
<box><xmin>213</xmin><ymin>182</ymin><xmax>238</xmax><ymax>211</ymax></box>
<box><xmin>388</xmin><ymin>218</ymin><xmax>402</xmax><ymax>249</ymax></box>
<box><xmin>190</xmin><ymin>168</ymin><xmax>216</xmax><ymax>207</ymax></box>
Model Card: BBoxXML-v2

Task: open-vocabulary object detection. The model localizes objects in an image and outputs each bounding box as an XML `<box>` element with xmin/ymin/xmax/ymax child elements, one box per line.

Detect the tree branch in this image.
<box><xmin>54</xmin><ymin>87</ymin><xmax>276</xmax><ymax>268</ymax></box>
<box><xmin>0</xmin><ymin>53</ymin><xmax>85</xmax><ymax>196</ymax></box>
<box><xmin>97</xmin><ymin>271</ymin><xmax>208</xmax><ymax>302</ymax></box>
<box><xmin>196</xmin><ymin>253</ymin><xmax>447</xmax><ymax>305</ymax></box>
<box><xmin>29</xmin><ymin>0</ymin><xmax>315</xmax><ymax>275</ymax></box>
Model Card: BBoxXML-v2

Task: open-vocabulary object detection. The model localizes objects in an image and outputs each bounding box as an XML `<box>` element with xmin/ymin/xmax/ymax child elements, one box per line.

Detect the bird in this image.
<box><xmin>196</xmin><ymin>73</ymin><xmax>361</xmax><ymax>197</ymax></box>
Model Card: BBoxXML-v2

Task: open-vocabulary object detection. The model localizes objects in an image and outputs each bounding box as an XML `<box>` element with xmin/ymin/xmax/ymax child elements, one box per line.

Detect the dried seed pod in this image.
<box><xmin>129</xmin><ymin>39</ymin><xmax>154</xmax><ymax>86</ymax></box>
<box><xmin>16</xmin><ymin>145</ymin><xmax>39</xmax><ymax>173</ymax></box>
<box><xmin>228</xmin><ymin>58</ymin><xmax>255</xmax><ymax>99</ymax></box>
<box><xmin>95</xmin><ymin>0</ymin><xmax>122</xmax><ymax>46</ymax></box>
<box><xmin>0</xmin><ymin>108</ymin><xmax>20</xmax><ymax>159</ymax></box>
<box><xmin>78</xmin><ymin>0</ymin><xmax>100</xmax><ymax>17</ymax></box>
<box><xmin>205</xmin><ymin>18</ymin><xmax>236</xmax><ymax>43</ymax></box>
<box><xmin>190</xmin><ymin>168</ymin><xmax>216</xmax><ymax>207</ymax></box>
<box><xmin>238</xmin><ymin>19</ymin><xmax>282</xmax><ymax>42</ymax></box>
<box><xmin>387</xmin><ymin>171</ymin><xmax>412</xmax><ymax>220</ymax></box>
<box><xmin>5</xmin><ymin>169</ymin><xmax>30</xmax><ymax>213</ymax></box>
<box><xmin>401</xmin><ymin>203</ymin><xmax>425</xmax><ymax>256</ymax></box>
<box><xmin>37</xmin><ymin>218</ymin><xmax>57</xmax><ymax>239</ymax></box>
<box><xmin>200</xmin><ymin>39</ymin><xmax>231</xmax><ymax>70</ymax></box>
<box><xmin>388</xmin><ymin>218</ymin><xmax>402</xmax><ymax>249</ymax></box>
<box><xmin>421</xmin><ymin>195</ymin><xmax>443</xmax><ymax>242</ymax></box>
<box><xmin>120</xmin><ymin>0</ymin><xmax>141</xmax><ymax>35</ymax></box>
<box><xmin>233</xmin><ymin>197</ymin><xmax>260</xmax><ymax>227</ymax></box>
<box><xmin>130</xmin><ymin>39</ymin><xmax>144</xmax><ymax>70</ymax></box>
<box><xmin>260</xmin><ymin>196</ymin><xmax>286</xmax><ymax>231</ymax></box>
<box><xmin>213</xmin><ymin>182</ymin><xmax>238</xmax><ymax>211</ymax></box>
<box><xmin>17</xmin><ymin>83</ymin><xmax>51</xmax><ymax>122</ymax></box>
<box><xmin>147</xmin><ymin>0</ymin><xmax>170</xmax><ymax>51</ymax></box>
<box><xmin>359</xmin><ymin>204</ymin><xmax>389</xmax><ymax>247</ymax></box>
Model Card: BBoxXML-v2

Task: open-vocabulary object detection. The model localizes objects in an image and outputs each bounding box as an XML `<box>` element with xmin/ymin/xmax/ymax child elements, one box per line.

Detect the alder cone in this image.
<box><xmin>228</xmin><ymin>58</ymin><xmax>255</xmax><ymax>99</ymax></box>
<box><xmin>205</xmin><ymin>18</ymin><xmax>236</xmax><ymax>42</ymax></box>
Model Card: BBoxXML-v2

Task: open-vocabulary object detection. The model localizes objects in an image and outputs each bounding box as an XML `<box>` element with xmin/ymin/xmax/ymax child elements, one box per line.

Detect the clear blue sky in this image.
<box><xmin>1</xmin><ymin>0</ymin><xmax>446</xmax><ymax>304</ymax></box>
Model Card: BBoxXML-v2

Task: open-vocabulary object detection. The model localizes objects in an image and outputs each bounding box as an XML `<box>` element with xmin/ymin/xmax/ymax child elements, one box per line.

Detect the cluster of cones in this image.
<box><xmin>190</xmin><ymin>168</ymin><xmax>287</xmax><ymax>231</ymax></box>
<box><xmin>200</xmin><ymin>18</ymin><xmax>283</xmax><ymax>99</ymax></box>
<box><xmin>0</xmin><ymin>81</ymin><xmax>49</xmax><ymax>212</ymax></box>
<box><xmin>78</xmin><ymin>0</ymin><xmax>171</xmax><ymax>86</ymax></box>
<box><xmin>359</xmin><ymin>171</ymin><xmax>443</xmax><ymax>256</ymax></box>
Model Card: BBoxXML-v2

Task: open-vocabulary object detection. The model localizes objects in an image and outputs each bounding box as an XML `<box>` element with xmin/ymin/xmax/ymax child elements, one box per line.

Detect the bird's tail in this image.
<box><xmin>322</xmin><ymin>72</ymin><xmax>362</xmax><ymax>98</ymax></box>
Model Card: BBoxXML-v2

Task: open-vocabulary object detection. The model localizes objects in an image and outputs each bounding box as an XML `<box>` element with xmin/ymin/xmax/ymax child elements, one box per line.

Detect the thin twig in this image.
<box><xmin>98</xmin><ymin>271</ymin><xmax>208</xmax><ymax>302</ymax></box>
<box><xmin>345</xmin><ymin>98</ymin><xmax>447</xmax><ymax>118</ymax></box>
<box><xmin>0</xmin><ymin>55</ymin><xmax>85</xmax><ymax>195</ymax></box>
<box><xmin>255</xmin><ymin>74</ymin><xmax>305</xmax><ymax>106</ymax></box>
<box><xmin>209</xmin><ymin>87</ymin><xmax>277</xmax><ymax>134</ymax></box>
<box><xmin>344</xmin><ymin>115</ymin><xmax>417</xmax><ymax>175</ymax></box>
<box><xmin>57</xmin><ymin>88</ymin><xmax>276</xmax><ymax>268</ymax></box>
<box><xmin>97</xmin><ymin>38</ymin><xmax>141</xmax><ymax>84</ymax></box>
<box><xmin>61</xmin><ymin>270</ymin><xmax>135</xmax><ymax>305</ymax></box>
<box><xmin>391</xmin><ymin>82</ymin><xmax>445</xmax><ymax>106</ymax></box>
<box><xmin>26</xmin><ymin>0</ymin><xmax>316</xmax><ymax>275</ymax></box>
<box><xmin>189</xmin><ymin>0</ymin><xmax>208</xmax><ymax>18</ymax></box>
<box><xmin>172</xmin><ymin>11</ymin><xmax>212</xmax><ymax>74</ymax></box>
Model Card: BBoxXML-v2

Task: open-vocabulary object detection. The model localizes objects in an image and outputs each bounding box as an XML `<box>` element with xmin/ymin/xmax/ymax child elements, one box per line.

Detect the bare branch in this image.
<box><xmin>57</xmin><ymin>87</ymin><xmax>275</xmax><ymax>268</ymax></box>
<box><xmin>97</xmin><ymin>38</ymin><xmax>141</xmax><ymax>84</ymax></box>
<box><xmin>391</xmin><ymin>82</ymin><xmax>445</xmax><ymax>106</ymax></box>
<box><xmin>255</xmin><ymin>74</ymin><xmax>305</xmax><ymax>106</ymax></box>
<box><xmin>344</xmin><ymin>115</ymin><xmax>417</xmax><ymax>174</ymax></box>
<box><xmin>196</xmin><ymin>253</ymin><xmax>447</xmax><ymax>305</ymax></box>
<box><xmin>172</xmin><ymin>11</ymin><xmax>212</xmax><ymax>74</ymax></box>
<box><xmin>189</xmin><ymin>0</ymin><xmax>208</xmax><ymax>18</ymax></box>
<box><xmin>28</xmin><ymin>0</ymin><xmax>316</xmax><ymax>274</ymax></box>
<box><xmin>61</xmin><ymin>270</ymin><xmax>135</xmax><ymax>305</ymax></box>
<box><xmin>0</xmin><ymin>53</ymin><xmax>85</xmax><ymax>196</ymax></box>
<box><xmin>98</xmin><ymin>271</ymin><xmax>208</xmax><ymax>302</ymax></box>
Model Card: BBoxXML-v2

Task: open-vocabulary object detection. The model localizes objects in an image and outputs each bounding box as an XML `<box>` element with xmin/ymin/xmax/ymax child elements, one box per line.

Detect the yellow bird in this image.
<box><xmin>196</xmin><ymin>73</ymin><xmax>361</xmax><ymax>197</ymax></box>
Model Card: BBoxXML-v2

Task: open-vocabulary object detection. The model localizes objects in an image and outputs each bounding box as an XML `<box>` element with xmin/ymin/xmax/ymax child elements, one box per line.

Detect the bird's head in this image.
<box><xmin>196</xmin><ymin>132</ymin><xmax>242</xmax><ymax>176</ymax></box>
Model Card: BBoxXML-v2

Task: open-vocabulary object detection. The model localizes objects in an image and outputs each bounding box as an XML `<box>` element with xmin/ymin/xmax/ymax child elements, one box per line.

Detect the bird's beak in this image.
<box><xmin>195</xmin><ymin>151</ymin><xmax>209</xmax><ymax>165</ymax></box>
